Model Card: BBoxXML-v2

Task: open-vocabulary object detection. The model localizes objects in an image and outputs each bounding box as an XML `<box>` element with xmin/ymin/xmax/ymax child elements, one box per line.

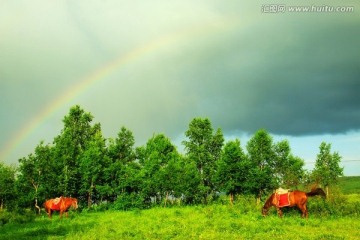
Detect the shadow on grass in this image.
<box><xmin>0</xmin><ymin>216</ymin><xmax>96</xmax><ymax>240</ymax></box>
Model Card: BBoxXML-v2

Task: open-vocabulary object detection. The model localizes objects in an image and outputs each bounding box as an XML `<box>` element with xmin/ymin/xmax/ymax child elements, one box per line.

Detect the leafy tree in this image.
<box><xmin>273</xmin><ymin>140</ymin><xmax>305</xmax><ymax>188</ymax></box>
<box><xmin>183</xmin><ymin>118</ymin><xmax>224</xmax><ymax>203</ymax></box>
<box><xmin>176</xmin><ymin>156</ymin><xmax>201</xmax><ymax>204</ymax></box>
<box><xmin>312</xmin><ymin>142</ymin><xmax>343</xmax><ymax>196</ymax></box>
<box><xmin>79</xmin><ymin>128</ymin><xmax>110</xmax><ymax>207</ymax></box>
<box><xmin>16</xmin><ymin>142</ymin><xmax>54</xmax><ymax>212</ymax></box>
<box><xmin>105</xmin><ymin>127</ymin><xmax>139</xmax><ymax>203</ymax></box>
<box><xmin>156</xmin><ymin>145</ymin><xmax>183</xmax><ymax>206</ymax></box>
<box><xmin>246</xmin><ymin>129</ymin><xmax>276</xmax><ymax>204</ymax></box>
<box><xmin>281</xmin><ymin>155</ymin><xmax>305</xmax><ymax>188</ymax></box>
<box><xmin>15</xmin><ymin>155</ymin><xmax>35</xmax><ymax>208</ymax></box>
<box><xmin>159</xmin><ymin>155</ymin><xmax>183</xmax><ymax>205</ymax></box>
<box><xmin>108</xmin><ymin>127</ymin><xmax>136</xmax><ymax>164</ymax></box>
<box><xmin>53</xmin><ymin>105</ymin><xmax>97</xmax><ymax>197</ymax></box>
<box><xmin>0</xmin><ymin>163</ymin><xmax>16</xmax><ymax>210</ymax></box>
<box><xmin>215</xmin><ymin>139</ymin><xmax>251</xmax><ymax>205</ymax></box>
<box><xmin>138</xmin><ymin>134</ymin><xmax>179</xmax><ymax>205</ymax></box>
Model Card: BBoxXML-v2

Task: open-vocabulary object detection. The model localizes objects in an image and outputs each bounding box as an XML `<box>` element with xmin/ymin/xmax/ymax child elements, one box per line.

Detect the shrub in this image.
<box><xmin>307</xmin><ymin>193</ymin><xmax>360</xmax><ymax>217</ymax></box>
<box><xmin>112</xmin><ymin>193</ymin><xmax>145</xmax><ymax>210</ymax></box>
<box><xmin>0</xmin><ymin>211</ymin><xmax>11</xmax><ymax>226</ymax></box>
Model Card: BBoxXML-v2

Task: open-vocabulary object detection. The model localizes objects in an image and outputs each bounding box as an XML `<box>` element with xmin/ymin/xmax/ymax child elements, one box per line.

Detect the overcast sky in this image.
<box><xmin>1</xmin><ymin>1</ymin><xmax>359</xmax><ymax>175</ymax></box>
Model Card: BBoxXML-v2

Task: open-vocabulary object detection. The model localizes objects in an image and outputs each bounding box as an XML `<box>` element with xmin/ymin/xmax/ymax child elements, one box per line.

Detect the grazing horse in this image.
<box><xmin>44</xmin><ymin>197</ymin><xmax>78</xmax><ymax>219</ymax></box>
<box><xmin>262</xmin><ymin>188</ymin><xmax>326</xmax><ymax>218</ymax></box>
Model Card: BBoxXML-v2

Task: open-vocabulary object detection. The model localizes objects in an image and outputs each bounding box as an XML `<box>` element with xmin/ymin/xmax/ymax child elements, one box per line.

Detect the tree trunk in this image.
<box><xmin>229</xmin><ymin>193</ymin><xmax>234</xmax><ymax>206</ymax></box>
<box><xmin>256</xmin><ymin>191</ymin><xmax>262</xmax><ymax>205</ymax></box>
<box><xmin>164</xmin><ymin>192</ymin><xmax>169</xmax><ymax>207</ymax></box>
<box><xmin>35</xmin><ymin>198</ymin><xmax>41</xmax><ymax>215</ymax></box>
<box><xmin>88</xmin><ymin>180</ymin><xmax>93</xmax><ymax>208</ymax></box>
<box><xmin>326</xmin><ymin>186</ymin><xmax>329</xmax><ymax>197</ymax></box>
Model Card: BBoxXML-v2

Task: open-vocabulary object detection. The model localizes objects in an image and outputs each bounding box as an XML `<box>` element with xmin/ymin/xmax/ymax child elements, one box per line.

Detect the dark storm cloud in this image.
<box><xmin>174</xmin><ymin>12</ymin><xmax>360</xmax><ymax>136</ymax></box>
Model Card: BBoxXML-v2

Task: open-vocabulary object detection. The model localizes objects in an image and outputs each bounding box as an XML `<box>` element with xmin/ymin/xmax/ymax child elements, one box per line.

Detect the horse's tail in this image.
<box><xmin>306</xmin><ymin>188</ymin><xmax>326</xmax><ymax>199</ymax></box>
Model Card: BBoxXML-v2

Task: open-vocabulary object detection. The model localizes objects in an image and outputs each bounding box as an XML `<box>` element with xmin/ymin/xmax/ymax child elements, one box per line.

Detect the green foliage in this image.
<box><xmin>138</xmin><ymin>134</ymin><xmax>182</xmax><ymax>205</ymax></box>
<box><xmin>215</xmin><ymin>139</ymin><xmax>252</xmax><ymax>201</ymax></box>
<box><xmin>79</xmin><ymin>129</ymin><xmax>109</xmax><ymax>207</ymax></box>
<box><xmin>16</xmin><ymin>141</ymin><xmax>55</xmax><ymax>209</ymax></box>
<box><xmin>176</xmin><ymin>157</ymin><xmax>202</xmax><ymax>204</ymax></box>
<box><xmin>183</xmin><ymin>117</ymin><xmax>224</xmax><ymax>203</ymax></box>
<box><xmin>53</xmin><ymin>105</ymin><xmax>97</xmax><ymax>197</ymax></box>
<box><xmin>106</xmin><ymin>127</ymin><xmax>139</xmax><ymax>202</ymax></box>
<box><xmin>5</xmin><ymin>105</ymin><xmax>354</xmax><ymax>219</ymax></box>
<box><xmin>0</xmin><ymin>163</ymin><xmax>16</xmax><ymax>210</ymax></box>
<box><xmin>246</xmin><ymin>129</ymin><xmax>277</xmax><ymax>199</ymax></box>
<box><xmin>112</xmin><ymin>192</ymin><xmax>145</xmax><ymax>210</ymax></box>
<box><xmin>273</xmin><ymin>140</ymin><xmax>305</xmax><ymax>188</ymax></box>
<box><xmin>312</xmin><ymin>142</ymin><xmax>344</xmax><ymax>195</ymax></box>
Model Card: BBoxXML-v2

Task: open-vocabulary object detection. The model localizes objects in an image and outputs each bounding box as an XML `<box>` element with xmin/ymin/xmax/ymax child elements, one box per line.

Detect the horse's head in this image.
<box><xmin>261</xmin><ymin>193</ymin><xmax>275</xmax><ymax>217</ymax></box>
<box><xmin>262</xmin><ymin>206</ymin><xmax>268</xmax><ymax>217</ymax></box>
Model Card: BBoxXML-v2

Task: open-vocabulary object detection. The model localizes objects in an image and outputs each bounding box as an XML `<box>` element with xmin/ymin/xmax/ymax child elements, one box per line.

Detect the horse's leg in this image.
<box><xmin>59</xmin><ymin>210</ymin><xmax>63</xmax><ymax>219</ymax></box>
<box><xmin>297</xmin><ymin>203</ymin><xmax>307</xmax><ymax>218</ymax></box>
<box><xmin>303</xmin><ymin>204</ymin><xmax>308</xmax><ymax>218</ymax></box>
<box><xmin>45</xmin><ymin>208</ymin><xmax>48</xmax><ymax>218</ymax></box>
<box><xmin>276</xmin><ymin>207</ymin><xmax>283</xmax><ymax>218</ymax></box>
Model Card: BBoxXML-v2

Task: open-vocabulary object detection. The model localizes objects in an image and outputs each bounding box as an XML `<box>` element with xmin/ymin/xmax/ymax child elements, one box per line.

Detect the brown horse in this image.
<box><xmin>44</xmin><ymin>197</ymin><xmax>78</xmax><ymax>219</ymax></box>
<box><xmin>262</xmin><ymin>188</ymin><xmax>326</xmax><ymax>218</ymax></box>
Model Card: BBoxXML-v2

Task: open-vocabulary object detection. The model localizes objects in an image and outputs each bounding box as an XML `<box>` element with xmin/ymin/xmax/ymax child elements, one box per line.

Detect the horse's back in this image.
<box><xmin>291</xmin><ymin>190</ymin><xmax>308</xmax><ymax>204</ymax></box>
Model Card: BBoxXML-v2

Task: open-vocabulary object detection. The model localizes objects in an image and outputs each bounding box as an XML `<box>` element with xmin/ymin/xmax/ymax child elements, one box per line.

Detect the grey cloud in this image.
<box><xmin>1</xmin><ymin>0</ymin><xmax>359</xmax><ymax>165</ymax></box>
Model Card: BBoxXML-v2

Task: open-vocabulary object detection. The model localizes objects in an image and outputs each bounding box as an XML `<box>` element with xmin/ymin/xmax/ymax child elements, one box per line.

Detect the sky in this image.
<box><xmin>1</xmin><ymin>0</ymin><xmax>359</xmax><ymax>176</ymax></box>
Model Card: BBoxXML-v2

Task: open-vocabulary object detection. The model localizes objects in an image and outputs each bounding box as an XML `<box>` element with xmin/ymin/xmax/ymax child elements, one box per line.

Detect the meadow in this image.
<box><xmin>1</xmin><ymin>177</ymin><xmax>359</xmax><ymax>240</ymax></box>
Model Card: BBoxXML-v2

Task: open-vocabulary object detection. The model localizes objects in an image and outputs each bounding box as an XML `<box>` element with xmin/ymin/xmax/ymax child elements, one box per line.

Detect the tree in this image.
<box><xmin>138</xmin><ymin>134</ymin><xmax>179</xmax><ymax>205</ymax></box>
<box><xmin>16</xmin><ymin>141</ymin><xmax>54</xmax><ymax>212</ymax></box>
<box><xmin>0</xmin><ymin>163</ymin><xmax>16</xmax><ymax>210</ymax></box>
<box><xmin>312</xmin><ymin>142</ymin><xmax>343</xmax><ymax>196</ymax></box>
<box><xmin>53</xmin><ymin>105</ymin><xmax>97</xmax><ymax>197</ymax></box>
<box><xmin>273</xmin><ymin>140</ymin><xmax>305</xmax><ymax>188</ymax></box>
<box><xmin>215</xmin><ymin>139</ymin><xmax>251</xmax><ymax>205</ymax></box>
<box><xmin>182</xmin><ymin>118</ymin><xmax>224</xmax><ymax>203</ymax></box>
<box><xmin>246</xmin><ymin>129</ymin><xmax>277</xmax><ymax>204</ymax></box>
<box><xmin>106</xmin><ymin>127</ymin><xmax>139</xmax><ymax>203</ymax></box>
<box><xmin>177</xmin><ymin>156</ymin><xmax>202</xmax><ymax>204</ymax></box>
<box><xmin>159</xmin><ymin>154</ymin><xmax>183</xmax><ymax>205</ymax></box>
<box><xmin>79</xmin><ymin>128</ymin><xmax>109</xmax><ymax>207</ymax></box>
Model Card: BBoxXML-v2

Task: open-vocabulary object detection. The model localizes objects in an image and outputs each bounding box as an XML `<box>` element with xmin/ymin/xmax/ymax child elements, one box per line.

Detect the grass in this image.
<box><xmin>338</xmin><ymin>176</ymin><xmax>360</xmax><ymax>194</ymax></box>
<box><xmin>1</xmin><ymin>200</ymin><xmax>360</xmax><ymax>240</ymax></box>
<box><xmin>1</xmin><ymin>177</ymin><xmax>359</xmax><ymax>239</ymax></box>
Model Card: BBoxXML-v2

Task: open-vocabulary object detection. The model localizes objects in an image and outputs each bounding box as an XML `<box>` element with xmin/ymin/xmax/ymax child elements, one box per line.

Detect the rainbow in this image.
<box><xmin>0</xmin><ymin>20</ymin><xmax>235</xmax><ymax>164</ymax></box>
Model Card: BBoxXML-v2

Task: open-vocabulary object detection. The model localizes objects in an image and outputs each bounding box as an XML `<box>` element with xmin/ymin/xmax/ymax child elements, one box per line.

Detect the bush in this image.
<box><xmin>0</xmin><ymin>211</ymin><xmax>11</xmax><ymax>226</ymax></box>
<box><xmin>308</xmin><ymin>193</ymin><xmax>360</xmax><ymax>217</ymax></box>
<box><xmin>112</xmin><ymin>193</ymin><xmax>145</xmax><ymax>210</ymax></box>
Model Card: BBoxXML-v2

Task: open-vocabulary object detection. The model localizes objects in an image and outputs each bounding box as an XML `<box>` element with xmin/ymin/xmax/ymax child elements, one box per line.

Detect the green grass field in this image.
<box><xmin>1</xmin><ymin>203</ymin><xmax>360</xmax><ymax>240</ymax></box>
<box><xmin>1</xmin><ymin>177</ymin><xmax>359</xmax><ymax>239</ymax></box>
<box><xmin>338</xmin><ymin>176</ymin><xmax>360</xmax><ymax>194</ymax></box>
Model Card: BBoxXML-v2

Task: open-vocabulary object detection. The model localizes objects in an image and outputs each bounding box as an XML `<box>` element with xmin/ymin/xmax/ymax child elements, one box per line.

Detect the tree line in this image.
<box><xmin>0</xmin><ymin>105</ymin><xmax>343</xmax><ymax>211</ymax></box>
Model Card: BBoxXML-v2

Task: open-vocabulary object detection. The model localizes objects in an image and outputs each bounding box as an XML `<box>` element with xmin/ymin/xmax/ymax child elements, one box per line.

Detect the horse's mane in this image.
<box><xmin>263</xmin><ymin>193</ymin><xmax>274</xmax><ymax>209</ymax></box>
